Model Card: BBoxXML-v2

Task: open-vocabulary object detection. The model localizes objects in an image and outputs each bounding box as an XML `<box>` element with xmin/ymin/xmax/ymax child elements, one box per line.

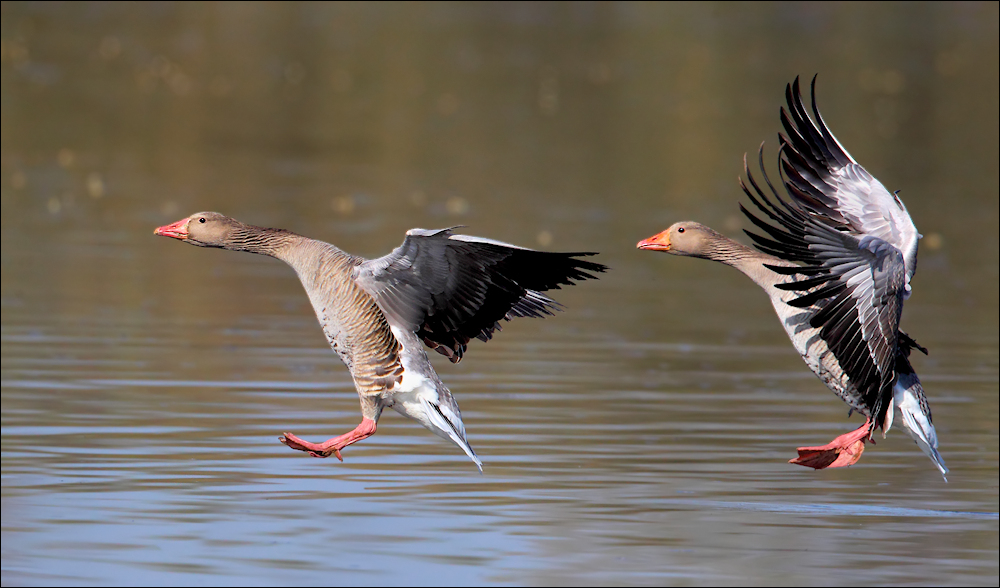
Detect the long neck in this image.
<box><xmin>217</xmin><ymin>221</ymin><xmax>357</xmax><ymax>279</ymax></box>
<box><xmin>699</xmin><ymin>232</ymin><xmax>788</xmax><ymax>289</ymax></box>
<box><xmin>221</xmin><ymin>223</ymin><xmax>305</xmax><ymax>258</ymax></box>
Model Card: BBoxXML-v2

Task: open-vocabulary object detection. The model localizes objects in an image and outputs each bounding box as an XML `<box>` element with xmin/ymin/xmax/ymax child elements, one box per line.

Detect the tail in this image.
<box><xmin>390</xmin><ymin>368</ymin><xmax>483</xmax><ymax>472</ymax></box>
<box><xmin>893</xmin><ymin>370</ymin><xmax>948</xmax><ymax>480</ymax></box>
<box><xmin>420</xmin><ymin>393</ymin><xmax>483</xmax><ymax>472</ymax></box>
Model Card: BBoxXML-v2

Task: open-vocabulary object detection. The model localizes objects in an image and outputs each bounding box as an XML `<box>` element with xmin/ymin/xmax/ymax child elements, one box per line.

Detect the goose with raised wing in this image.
<box><xmin>155</xmin><ymin>214</ymin><xmax>606</xmax><ymax>470</ymax></box>
<box><xmin>638</xmin><ymin>77</ymin><xmax>947</xmax><ymax>478</ymax></box>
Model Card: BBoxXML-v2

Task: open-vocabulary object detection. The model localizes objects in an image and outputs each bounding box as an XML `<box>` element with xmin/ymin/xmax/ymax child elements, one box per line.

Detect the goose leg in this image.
<box><xmin>789</xmin><ymin>418</ymin><xmax>870</xmax><ymax>469</ymax></box>
<box><xmin>279</xmin><ymin>418</ymin><xmax>377</xmax><ymax>460</ymax></box>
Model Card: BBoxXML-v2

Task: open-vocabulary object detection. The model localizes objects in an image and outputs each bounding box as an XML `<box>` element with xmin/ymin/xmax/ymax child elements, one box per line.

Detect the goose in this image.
<box><xmin>155</xmin><ymin>214</ymin><xmax>606</xmax><ymax>470</ymax></box>
<box><xmin>637</xmin><ymin>77</ymin><xmax>947</xmax><ymax>478</ymax></box>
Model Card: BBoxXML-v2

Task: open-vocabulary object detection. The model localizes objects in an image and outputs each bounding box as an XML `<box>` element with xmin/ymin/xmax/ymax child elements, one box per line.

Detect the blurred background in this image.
<box><xmin>2</xmin><ymin>2</ymin><xmax>997</xmax><ymax>586</ymax></box>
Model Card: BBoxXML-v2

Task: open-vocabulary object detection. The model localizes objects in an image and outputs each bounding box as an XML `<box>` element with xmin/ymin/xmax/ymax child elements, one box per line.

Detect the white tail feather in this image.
<box><xmin>421</xmin><ymin>397</ymin><xmax>483</xmax><ymax>472</ymax></box>
<box><xmin>388</xmin><ymin>366</ymin><xmax>483</xmax><ymax>471</ymax></box>
<box><xmin>894</xmin><ymin>377</ymin><xmax>948</xmax><ymax>480</ymax></box>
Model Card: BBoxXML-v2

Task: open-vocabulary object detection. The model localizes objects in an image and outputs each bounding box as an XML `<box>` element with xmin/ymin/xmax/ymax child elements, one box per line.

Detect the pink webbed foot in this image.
<box><xmin>789</xmin><ymin>418</ymin><xmax>872</xmax><ymax>470</ymax></box>
<box><xmin>279</xmin><ymin>417</ymin><xmax>377</xmax><ymax>461</ymax></box>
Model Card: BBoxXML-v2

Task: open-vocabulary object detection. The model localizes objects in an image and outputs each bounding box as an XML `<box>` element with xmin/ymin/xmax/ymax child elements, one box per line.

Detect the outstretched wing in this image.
<box><xmin>740</xmin><ymin>143</ymin><xmax>905</xmax><ymax>431</ymax></box>
<box><xmin>354</xmin><ymin>228</ymin><xmax>606</xmax><ymax>363</ymax></box>
<box><xmin>779</xmin><ymin>75</ymin><xmax>920</xmax><ymax>297</ymax></box>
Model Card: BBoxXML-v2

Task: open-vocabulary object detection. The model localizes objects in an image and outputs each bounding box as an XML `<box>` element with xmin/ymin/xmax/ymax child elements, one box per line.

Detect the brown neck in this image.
<box><xmin>220</xmin><ymin>223</ymin><xmax>303</xmax><ymax>258</ymax></box>
<box><xmin>699</xmin><ymin>232</ymin><xmax>785</xmax><ymax>288</ymax></box>
<box><xmin>701</xmin><ymin>234</ymin><xmax>760</xmax><ymax>266</ymax></box>
<box><xmin>212</xmin><ymin>221</ymin><xmax>356</xmax><ymax>279</ymax></box>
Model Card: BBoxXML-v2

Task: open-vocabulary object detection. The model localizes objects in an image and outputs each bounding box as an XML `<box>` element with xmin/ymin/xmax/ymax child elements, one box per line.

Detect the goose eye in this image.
<box><xmin>199</xmin><ymin>217</ymin><xmax>206</xmax><ymax>223</ymax></box>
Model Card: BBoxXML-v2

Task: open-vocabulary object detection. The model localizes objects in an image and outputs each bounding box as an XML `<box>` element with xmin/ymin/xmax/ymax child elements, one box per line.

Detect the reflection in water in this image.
<box><xmin>2</xmin><ymin>2</ymin><xmax>998</xmax><ymax>586</ymax></box>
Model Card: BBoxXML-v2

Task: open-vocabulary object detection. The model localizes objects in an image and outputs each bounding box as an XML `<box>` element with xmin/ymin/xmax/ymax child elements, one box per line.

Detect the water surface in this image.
<box><xmin>2</xmin><ymin>3</ymin><xmax>998</xmax><ymax>586</ymax></box>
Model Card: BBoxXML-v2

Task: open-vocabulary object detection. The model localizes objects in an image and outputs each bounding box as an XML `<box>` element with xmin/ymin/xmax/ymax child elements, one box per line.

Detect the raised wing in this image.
<box><xmin>779</xmin><ymin>76</ymin><xmax>920</xmax><ymax>297</ymax></box>
<box><xmin>354</xmin><ymin>228</ymin><xmax>606</xmax><ymax>363</ymax></box>
<box><xmin>740</xmin><ymin>147</ymin><xmax>905</xmax><ymax>431</ymax></box>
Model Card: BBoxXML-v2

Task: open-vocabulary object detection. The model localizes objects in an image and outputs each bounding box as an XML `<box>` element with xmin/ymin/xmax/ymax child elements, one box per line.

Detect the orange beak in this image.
<box><xmin>637</xmin><ymin>230</ymin><xmax>671</xmax><ymax>251</ymax></box>
<box><xmin>154</xmin><ymin>217</ymin><xmax>190</xmax><ymax>240</ymax></box>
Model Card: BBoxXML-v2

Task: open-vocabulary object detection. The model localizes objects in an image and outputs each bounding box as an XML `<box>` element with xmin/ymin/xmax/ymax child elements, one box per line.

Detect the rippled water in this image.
<box><xmin>3</xmin><ymin>3</ymin><xmax>998</xmax><ymax>586</ymax></box>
